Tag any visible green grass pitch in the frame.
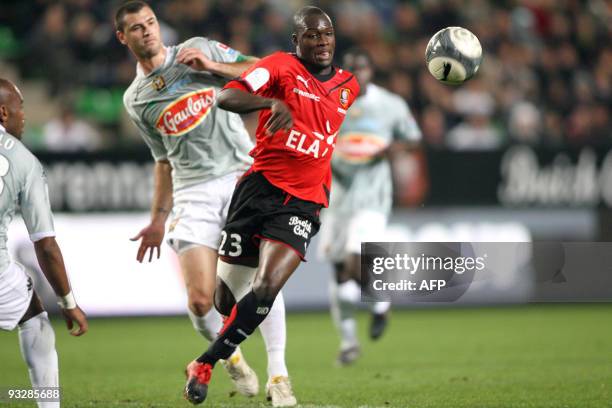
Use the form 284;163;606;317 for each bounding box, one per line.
1;304;611;407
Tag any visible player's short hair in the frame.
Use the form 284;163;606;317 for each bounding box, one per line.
343;47;373;66
115;0;151;32
0;78;16;105
292;6;331;33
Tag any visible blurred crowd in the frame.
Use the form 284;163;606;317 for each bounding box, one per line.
0;0;610;151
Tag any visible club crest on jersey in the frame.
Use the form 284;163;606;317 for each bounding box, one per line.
339;88;351;109
152;75;166;91
156;88;215;136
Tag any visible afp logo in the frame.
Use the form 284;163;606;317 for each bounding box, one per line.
339;88;351;109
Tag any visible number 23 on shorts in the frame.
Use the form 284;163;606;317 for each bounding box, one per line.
218;230;242;257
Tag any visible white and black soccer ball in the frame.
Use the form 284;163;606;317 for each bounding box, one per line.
425;26;483;85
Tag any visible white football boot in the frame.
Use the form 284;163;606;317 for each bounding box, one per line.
266;375;297;407
220;347;259;397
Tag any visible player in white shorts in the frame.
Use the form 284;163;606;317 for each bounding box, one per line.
116;2;295;405
0;78;88;408
318;48;422;365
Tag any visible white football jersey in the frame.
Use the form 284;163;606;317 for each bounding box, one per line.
0;125;55;274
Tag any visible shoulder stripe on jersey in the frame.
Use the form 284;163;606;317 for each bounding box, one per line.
326;74;355;96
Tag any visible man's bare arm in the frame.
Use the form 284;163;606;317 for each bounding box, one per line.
206;57;259;79
130;159;173;262
217;88;293;135
176;48;259;78
34;237;88;336
217;88;274;113
151;159;173;225
34;237;70;297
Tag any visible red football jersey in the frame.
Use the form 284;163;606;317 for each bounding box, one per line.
224;52;360;206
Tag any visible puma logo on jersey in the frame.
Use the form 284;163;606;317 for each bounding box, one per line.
296;75;310;88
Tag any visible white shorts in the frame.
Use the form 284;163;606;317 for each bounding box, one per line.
318;210;388;262
166;171;243;253
0;262;34;331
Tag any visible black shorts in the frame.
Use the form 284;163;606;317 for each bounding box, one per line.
219;171;322;266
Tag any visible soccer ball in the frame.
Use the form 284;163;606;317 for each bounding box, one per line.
425;26;483;85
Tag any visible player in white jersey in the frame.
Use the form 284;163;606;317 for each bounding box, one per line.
0;78;88;408
318;49;422;365
115;2;295;405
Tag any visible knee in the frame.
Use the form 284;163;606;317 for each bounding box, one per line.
213;280;236;316
334;262;351;284
252;277;280;304
18;312;56;367
187;292;213;316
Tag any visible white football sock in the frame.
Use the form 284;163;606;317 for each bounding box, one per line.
188;308;222;342
18;312;59;408
330;280;361;350
371;301;391;315
259;291;288;378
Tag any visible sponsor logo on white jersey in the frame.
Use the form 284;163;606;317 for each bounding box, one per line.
155;88;215;136
335;132;388;163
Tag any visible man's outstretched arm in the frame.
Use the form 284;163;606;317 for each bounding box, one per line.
217;88;293;135
177;48;259;79
217;88;274;113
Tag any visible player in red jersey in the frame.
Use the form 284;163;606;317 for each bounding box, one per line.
183;6;359;405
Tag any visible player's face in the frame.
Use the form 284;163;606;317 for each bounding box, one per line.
116;7;162;59
294;15;335;69
343;54;372;90
0;84;25;139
